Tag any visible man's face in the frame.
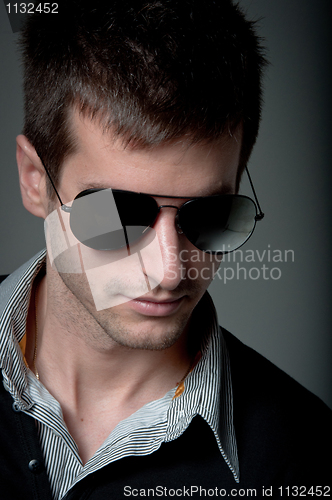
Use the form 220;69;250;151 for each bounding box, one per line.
46;112;241;350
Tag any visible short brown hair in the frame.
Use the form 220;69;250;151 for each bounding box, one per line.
19;0;267;196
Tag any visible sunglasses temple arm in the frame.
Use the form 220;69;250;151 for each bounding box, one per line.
245;167;265;221
36;152;65;207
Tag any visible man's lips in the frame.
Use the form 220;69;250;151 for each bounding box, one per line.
126;295;185;316
134;296;183;303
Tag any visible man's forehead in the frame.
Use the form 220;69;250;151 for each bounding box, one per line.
62;108;241;197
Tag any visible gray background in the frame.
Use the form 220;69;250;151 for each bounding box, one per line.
0;0;331;408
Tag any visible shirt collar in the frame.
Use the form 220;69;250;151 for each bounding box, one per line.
165;292;239;482
0;249;46;409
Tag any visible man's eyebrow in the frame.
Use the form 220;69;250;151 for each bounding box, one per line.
210;184;234;196
76;181;112;191
196;183;234;197
76;182;235;196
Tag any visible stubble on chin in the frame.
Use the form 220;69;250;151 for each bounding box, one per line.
51;267;202;352
94;305;193;351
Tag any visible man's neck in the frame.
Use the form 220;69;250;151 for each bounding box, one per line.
24;269;193;464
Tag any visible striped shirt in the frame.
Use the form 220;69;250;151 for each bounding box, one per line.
0;250;239;499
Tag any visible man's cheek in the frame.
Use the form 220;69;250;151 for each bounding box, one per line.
58;271;96;310
45;206;165;312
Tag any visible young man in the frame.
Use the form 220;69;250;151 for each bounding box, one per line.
0;1;331;499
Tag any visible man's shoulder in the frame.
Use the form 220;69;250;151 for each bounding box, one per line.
222;327;331;419
224;328;327;397
222;328;332;484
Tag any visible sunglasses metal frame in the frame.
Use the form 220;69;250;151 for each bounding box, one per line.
38;154;265;254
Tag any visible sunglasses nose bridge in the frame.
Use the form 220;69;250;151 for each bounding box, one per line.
157;204;183;235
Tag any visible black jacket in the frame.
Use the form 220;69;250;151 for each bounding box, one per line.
0;328;331;500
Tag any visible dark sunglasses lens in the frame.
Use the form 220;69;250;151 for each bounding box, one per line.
179;195;257;253
69;190;158;250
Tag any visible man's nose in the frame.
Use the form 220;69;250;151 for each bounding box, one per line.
151;207;184;291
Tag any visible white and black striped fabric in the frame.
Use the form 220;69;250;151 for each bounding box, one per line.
0;250;239;500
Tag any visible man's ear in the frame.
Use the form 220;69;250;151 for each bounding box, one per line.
16;135;48;219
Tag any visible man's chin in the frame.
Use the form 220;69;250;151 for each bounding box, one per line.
56;270;198;351
94;305;191;351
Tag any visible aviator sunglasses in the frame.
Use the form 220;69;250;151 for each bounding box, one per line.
40;156;264;255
